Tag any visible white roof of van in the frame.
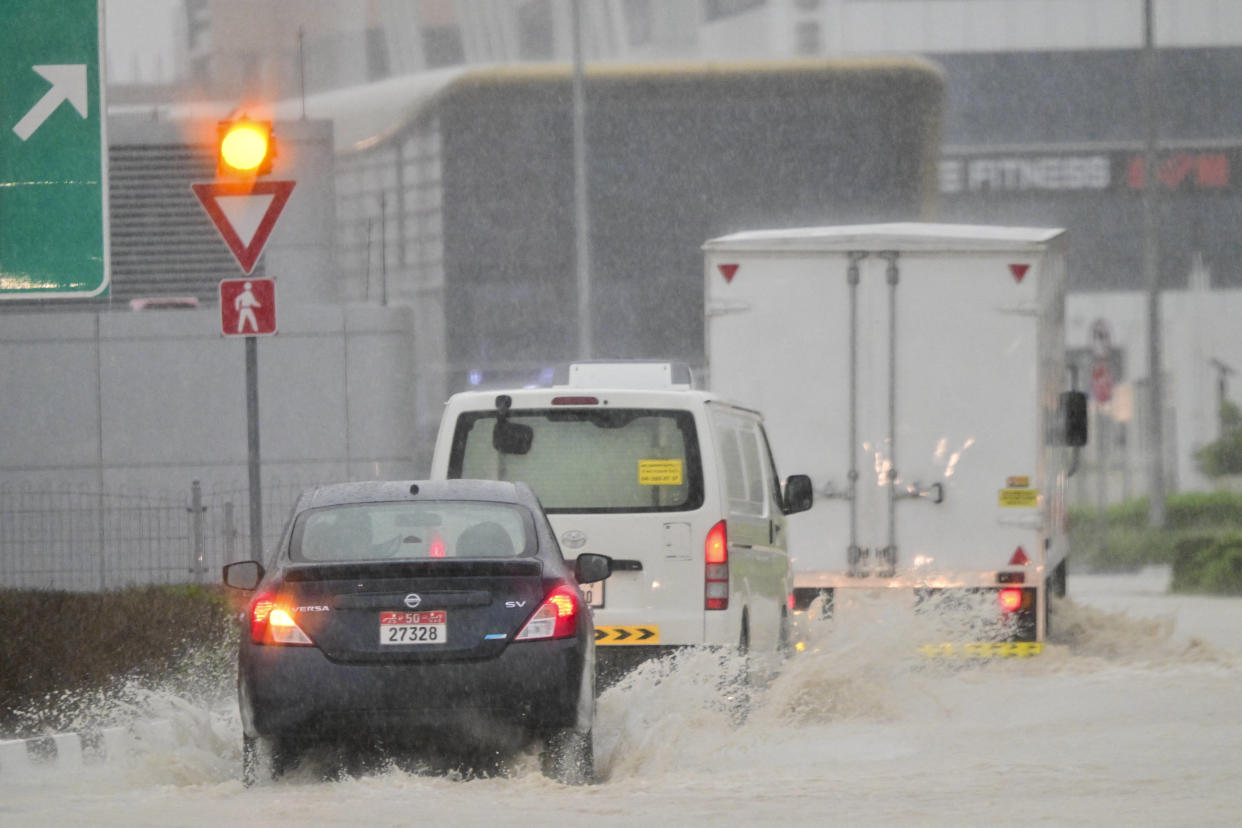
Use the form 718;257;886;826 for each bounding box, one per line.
704;223;1065;253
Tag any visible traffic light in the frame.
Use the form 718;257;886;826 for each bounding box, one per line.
217;117;274;177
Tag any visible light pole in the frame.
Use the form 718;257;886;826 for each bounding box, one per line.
1142;0;1166;527
571;0;593;359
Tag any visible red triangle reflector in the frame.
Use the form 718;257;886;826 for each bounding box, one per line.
1009;546;1030;566
718;263;739;283
1009;263;1030;284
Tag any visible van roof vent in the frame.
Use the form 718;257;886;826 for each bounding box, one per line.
554;361;694;390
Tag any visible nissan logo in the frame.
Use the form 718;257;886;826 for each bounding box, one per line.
561;529;587;550
403;593;422;609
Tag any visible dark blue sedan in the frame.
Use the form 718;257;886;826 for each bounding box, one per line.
222;479;611;784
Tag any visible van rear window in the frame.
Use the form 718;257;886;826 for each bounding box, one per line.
448;409;704;513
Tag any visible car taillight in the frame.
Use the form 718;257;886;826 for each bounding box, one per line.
249;592;313;646
705;520;728;610
515;585;579;641
998;588;1024;613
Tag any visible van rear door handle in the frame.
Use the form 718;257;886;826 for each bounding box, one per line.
610;559;643;571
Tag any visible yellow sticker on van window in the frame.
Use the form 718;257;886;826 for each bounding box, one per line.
999;488;1039;507
639;459;683;486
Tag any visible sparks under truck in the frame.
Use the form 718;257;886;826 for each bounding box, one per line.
703;224;1088;655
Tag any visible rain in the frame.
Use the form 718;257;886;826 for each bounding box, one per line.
4;1;1242;824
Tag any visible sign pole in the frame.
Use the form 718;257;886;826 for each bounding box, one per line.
245;335;263;560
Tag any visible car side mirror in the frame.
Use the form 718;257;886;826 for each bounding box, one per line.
1060;390;1088;447
574;553;612;583
783;474;814;515
223;560;265;591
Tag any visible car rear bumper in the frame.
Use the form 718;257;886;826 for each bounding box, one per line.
240;636;587;743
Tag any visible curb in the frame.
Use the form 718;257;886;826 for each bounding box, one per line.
0;720;173;782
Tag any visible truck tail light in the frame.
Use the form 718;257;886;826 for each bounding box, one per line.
705;520;728;610
515;585;580;641
249;593;313;645
998;588;1024;613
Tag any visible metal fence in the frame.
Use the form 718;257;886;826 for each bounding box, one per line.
0;480;319;591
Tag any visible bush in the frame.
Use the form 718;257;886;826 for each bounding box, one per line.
1171;532;1242;595
1069;491;1242;594
0;584;239;738
1195;400;1242;478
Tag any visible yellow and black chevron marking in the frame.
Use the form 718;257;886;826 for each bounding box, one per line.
918;641;1044;658
595;625;659;645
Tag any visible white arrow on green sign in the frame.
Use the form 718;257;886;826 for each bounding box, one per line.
1;0;108;298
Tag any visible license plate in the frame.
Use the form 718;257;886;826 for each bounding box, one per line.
379;610;447;645
582;580;604;608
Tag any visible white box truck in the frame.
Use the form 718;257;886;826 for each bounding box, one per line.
703;224;1087;655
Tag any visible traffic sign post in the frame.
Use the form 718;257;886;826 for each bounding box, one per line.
196;119;295;561
0;0;108;298
218;275;277;561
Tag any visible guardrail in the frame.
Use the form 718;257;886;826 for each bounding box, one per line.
0;720;174;783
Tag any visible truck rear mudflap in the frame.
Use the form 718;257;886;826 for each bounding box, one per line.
791;576;1043;657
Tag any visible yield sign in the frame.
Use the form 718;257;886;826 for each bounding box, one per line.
191;180;295;274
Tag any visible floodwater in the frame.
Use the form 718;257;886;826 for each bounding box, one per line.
3;567;1239;827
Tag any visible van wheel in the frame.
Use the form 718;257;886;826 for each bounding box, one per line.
778;609;792;659
727;615;752;725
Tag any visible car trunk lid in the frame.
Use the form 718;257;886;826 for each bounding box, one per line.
274;560;548;662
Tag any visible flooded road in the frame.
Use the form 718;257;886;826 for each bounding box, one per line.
3;567;1239;827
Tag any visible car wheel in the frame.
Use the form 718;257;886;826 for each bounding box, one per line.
242;735;273;786
243;734;297;785
242;735;258;786
541;728;594;785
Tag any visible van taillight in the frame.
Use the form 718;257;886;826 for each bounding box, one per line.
551;396;599;405
705;520;728;610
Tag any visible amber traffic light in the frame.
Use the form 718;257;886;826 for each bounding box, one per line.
218;118;274;177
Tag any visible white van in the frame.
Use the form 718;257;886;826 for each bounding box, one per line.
429;361;813;675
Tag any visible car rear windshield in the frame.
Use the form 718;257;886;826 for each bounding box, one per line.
290;501;534;562
447;408;704;513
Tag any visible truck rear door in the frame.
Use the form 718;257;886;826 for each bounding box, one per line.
709;247;1044;584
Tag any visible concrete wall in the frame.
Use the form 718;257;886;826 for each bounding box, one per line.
0;304;422;494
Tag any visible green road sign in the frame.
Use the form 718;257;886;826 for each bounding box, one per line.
0;0;108;298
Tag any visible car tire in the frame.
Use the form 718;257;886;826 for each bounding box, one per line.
242;735;274;786
541;728;594;785
243;734;298;785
